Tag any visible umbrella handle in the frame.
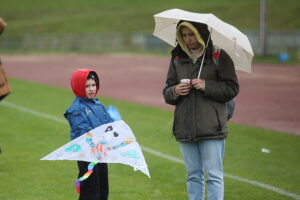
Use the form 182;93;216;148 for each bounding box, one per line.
197;32;211;79
197;49;206;79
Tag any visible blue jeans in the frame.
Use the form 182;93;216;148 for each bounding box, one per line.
179;139;225;200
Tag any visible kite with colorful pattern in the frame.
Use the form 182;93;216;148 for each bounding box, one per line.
41;120;150;193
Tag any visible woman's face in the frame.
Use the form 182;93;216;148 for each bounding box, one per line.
181;26;201;50
85;78;97;99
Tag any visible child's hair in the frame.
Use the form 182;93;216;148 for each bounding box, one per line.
87;71;100;90
87;71;99;82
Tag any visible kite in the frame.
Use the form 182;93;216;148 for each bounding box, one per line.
41;120;150;193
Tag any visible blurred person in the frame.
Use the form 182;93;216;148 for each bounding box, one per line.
0;18;6;33
163;21;239;200
0;17;11;154
0;17;11;102
64;69;113;200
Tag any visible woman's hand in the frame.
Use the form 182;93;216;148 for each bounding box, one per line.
174;83;191;96
191;79;205;90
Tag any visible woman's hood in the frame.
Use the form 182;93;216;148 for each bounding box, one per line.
172;20;213;60
176;21;205;58
70;69;100;98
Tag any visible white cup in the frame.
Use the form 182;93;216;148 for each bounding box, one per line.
180;79;190;84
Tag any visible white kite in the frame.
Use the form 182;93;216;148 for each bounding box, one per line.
41;120;150;193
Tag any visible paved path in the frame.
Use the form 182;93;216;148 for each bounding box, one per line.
2;54;300;135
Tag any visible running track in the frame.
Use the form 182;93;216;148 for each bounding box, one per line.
2;54;300;135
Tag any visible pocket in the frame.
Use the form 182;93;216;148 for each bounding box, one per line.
211;102;227;132
213;106;222;131
173;105;186;139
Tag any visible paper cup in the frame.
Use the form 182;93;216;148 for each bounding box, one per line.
180;79;190;83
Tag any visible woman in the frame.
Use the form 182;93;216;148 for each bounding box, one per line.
163;21;239;200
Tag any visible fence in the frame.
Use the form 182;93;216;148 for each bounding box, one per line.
0;30;300;57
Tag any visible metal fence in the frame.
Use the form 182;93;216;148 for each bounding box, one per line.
244;30;300;56
1;31;300;57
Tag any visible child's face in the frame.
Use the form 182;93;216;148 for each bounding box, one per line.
85;78;97;99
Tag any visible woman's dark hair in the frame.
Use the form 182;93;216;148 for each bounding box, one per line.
172;20;213;60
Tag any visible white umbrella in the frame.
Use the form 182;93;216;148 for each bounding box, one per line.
153;8;254;73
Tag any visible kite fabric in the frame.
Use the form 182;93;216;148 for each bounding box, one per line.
41;120;150;192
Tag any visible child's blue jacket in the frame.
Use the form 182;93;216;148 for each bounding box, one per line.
64;97;113;140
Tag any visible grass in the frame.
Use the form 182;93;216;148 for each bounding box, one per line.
0;0;299;36
1;0;300;64
0;78;299;200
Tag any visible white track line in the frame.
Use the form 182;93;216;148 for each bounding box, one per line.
2;101;299;200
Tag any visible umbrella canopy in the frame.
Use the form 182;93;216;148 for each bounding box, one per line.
153;8;253;73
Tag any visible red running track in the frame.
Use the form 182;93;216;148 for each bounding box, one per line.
2;54;300;135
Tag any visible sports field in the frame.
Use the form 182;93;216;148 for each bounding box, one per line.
0;1;300;199
0;76;299;200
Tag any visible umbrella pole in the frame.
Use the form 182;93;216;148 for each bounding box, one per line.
197;32;211;79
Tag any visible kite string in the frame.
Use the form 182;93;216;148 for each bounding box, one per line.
139;118;173;140
137;101;192;141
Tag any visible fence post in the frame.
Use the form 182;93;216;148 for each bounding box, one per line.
259;0;267;56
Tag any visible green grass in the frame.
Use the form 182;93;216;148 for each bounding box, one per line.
0;0;299;36
0;78;299;200
1;0;300;64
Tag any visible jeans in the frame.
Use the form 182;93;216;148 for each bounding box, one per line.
179;139;225;200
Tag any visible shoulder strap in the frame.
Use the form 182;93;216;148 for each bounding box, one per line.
212;46;221;66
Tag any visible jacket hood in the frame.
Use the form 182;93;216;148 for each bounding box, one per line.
70;69;100;98
176;21;205;59
172;20;213;61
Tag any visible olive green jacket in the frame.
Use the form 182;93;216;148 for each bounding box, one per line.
163;49;239;142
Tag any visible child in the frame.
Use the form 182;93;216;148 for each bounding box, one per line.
64;69;113;200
